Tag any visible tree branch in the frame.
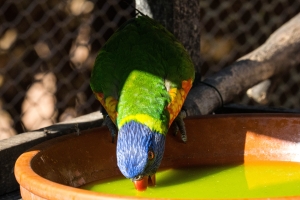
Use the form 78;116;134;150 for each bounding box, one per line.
184;13;300;116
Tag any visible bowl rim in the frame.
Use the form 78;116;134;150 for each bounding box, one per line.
15;113;300;200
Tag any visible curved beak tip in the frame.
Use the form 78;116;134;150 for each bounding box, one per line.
133;176;148;191
133;174;156;191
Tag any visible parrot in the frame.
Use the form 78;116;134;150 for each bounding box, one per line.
90;14;195;191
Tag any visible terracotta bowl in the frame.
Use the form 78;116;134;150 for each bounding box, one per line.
15;114;300;200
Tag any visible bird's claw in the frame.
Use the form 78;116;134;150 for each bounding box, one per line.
103;114;118;143
173;110;187;143
74;123;80;135
172;122;179;136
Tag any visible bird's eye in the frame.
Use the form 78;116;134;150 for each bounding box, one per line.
148;151;155;160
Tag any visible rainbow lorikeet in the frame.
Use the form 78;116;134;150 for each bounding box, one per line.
90;15;195;191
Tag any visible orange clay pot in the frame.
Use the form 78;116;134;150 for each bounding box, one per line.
15;114;300;200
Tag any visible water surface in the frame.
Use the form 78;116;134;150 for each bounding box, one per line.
81;162;300;198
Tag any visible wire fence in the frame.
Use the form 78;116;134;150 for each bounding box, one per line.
0;0;300;139
200;0;300;107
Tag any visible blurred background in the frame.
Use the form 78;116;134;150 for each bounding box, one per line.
0;0;300;139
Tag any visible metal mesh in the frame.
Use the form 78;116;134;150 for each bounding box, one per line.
200;0;300;107
0;0;134;137
0;0;300;138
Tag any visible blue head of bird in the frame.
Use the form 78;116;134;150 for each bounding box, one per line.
116;120;166;190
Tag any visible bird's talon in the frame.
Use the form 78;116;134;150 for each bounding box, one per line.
174;111;188;143
102;113;118;143
172;123;179;136
74;124;80;135
181;134;187;143
111;133;116;143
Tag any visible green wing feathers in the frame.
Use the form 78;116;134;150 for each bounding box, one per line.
90;15;195;133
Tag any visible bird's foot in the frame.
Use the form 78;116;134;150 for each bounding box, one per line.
103;114;118;143
173;111;187;143
74;123;80;135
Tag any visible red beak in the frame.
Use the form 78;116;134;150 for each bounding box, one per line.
133;174;156;191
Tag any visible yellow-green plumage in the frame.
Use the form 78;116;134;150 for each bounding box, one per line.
90;15;194;135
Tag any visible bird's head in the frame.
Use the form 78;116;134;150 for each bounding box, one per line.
116;120;166;191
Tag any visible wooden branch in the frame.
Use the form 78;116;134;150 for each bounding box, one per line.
246;79;271;104
184;13;300;116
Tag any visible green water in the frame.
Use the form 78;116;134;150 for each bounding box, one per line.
81;162;300;198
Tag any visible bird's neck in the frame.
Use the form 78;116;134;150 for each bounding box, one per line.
117;70;169;135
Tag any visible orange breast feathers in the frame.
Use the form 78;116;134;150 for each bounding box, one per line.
166;79;193;127
94;93;118;124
